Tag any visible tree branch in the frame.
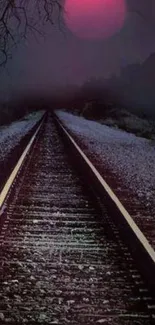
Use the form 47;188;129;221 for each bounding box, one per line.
0;0;63;67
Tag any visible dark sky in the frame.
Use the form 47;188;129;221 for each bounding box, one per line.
1;0;155;99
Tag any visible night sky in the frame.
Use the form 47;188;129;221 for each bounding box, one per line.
1;0;155;99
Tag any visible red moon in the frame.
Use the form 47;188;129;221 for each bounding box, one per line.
64;0;126;39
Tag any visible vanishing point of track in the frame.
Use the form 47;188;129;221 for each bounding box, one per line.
0;114;155;324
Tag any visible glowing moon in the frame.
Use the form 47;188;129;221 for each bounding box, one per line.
64;0;126;39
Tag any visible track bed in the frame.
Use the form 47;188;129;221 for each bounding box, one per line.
0;116;154;324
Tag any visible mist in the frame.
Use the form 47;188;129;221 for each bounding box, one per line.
0;0;155;117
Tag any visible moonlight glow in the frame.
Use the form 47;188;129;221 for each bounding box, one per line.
64;0;127;39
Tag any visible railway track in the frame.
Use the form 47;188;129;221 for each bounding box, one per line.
0;114;155;324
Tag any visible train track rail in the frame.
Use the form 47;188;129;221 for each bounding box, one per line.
0;113;45;194
0;113;155;324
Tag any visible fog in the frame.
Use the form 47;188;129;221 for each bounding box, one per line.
0;0;155;112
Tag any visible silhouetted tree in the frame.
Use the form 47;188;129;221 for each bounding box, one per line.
0;0;63;66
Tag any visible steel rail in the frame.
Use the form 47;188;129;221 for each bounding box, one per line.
0;113;45;213
54;113;155;293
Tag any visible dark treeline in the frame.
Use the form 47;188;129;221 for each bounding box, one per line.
0;100;27;126
106;53;155;118
69;52;155;120
47;52;155;120
1;51;155;126
0;95;46;126
0;97;34;126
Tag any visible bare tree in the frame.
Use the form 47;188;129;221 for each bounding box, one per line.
0;0;63;66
